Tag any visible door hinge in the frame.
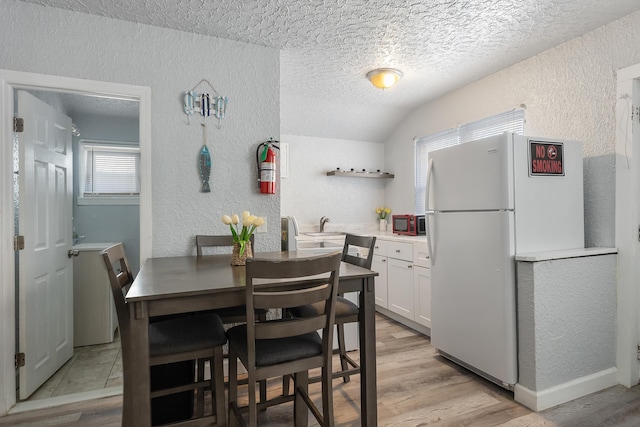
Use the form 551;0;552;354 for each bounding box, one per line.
13;117;24;133
637;343;640;360
15;353;25;369
14;235;25;251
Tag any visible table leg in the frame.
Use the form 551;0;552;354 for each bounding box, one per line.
359;276;377;426
124;302;151;426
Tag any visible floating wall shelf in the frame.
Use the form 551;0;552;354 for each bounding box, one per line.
326;170;394;179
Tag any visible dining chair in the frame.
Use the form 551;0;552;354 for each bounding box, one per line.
102;243;228;427
195;234;267;403
285;233;376;391
196;234;255;257
195;234;260;323
227;251;342;427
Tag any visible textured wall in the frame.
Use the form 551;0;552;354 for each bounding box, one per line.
280;135;387;229
385;11;640;248
517;254;617;391
0;0;280;256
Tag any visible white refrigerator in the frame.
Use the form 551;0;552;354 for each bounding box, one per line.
425;133;584;389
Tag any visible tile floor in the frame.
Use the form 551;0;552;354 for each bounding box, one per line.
26;330;122;401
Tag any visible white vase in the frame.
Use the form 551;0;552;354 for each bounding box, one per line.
379;219;387;231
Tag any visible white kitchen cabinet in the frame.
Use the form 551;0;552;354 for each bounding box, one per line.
413;266;431;328
413;240;431;327
372;239;388;308
387;258;414;318
386;241;415;319
73;246;118;347
371;254;388;308
372;236;431;336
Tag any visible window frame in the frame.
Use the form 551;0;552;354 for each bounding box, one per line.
77;139;140;206
415;109;525;214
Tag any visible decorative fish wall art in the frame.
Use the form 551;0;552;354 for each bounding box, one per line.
183;79;230;192
198;123;212;193
199;145;211;193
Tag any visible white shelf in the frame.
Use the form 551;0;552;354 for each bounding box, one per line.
326;170;394;178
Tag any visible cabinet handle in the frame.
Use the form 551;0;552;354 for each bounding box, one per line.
408;265;412;269
395;249;401;253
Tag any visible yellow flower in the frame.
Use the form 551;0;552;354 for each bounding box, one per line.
375;206;391;220
221;211;265;256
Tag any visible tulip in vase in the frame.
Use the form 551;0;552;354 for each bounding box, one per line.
222;211;265;266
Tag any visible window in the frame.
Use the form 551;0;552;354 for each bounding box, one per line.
78;140;140;205
415;109;525;213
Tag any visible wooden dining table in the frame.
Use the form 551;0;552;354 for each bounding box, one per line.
124;250;379;427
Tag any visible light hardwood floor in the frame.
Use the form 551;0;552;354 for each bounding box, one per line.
3;314;640;426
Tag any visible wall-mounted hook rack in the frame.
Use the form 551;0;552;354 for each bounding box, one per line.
183;78;229;128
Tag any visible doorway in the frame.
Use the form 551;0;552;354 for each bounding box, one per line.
0;69;152;415
16;89;139;402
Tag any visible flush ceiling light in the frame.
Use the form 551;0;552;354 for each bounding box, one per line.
366;68;403;89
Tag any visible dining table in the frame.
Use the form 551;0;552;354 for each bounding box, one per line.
123;250;379;427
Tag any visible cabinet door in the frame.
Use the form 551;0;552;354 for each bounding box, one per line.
387;241;413;262
373;239;388;257
413;266;431;328
387;258;414;319
371;254;388;308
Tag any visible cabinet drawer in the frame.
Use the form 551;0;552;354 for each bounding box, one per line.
413;241;430;268
387;241;413;262
373;239;388;257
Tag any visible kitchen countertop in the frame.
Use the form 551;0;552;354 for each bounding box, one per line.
296;226;427;245
515;247;617;262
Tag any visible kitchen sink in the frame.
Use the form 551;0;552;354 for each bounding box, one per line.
304;232;346;237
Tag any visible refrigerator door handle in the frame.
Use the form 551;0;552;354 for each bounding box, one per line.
425;158;433;212
425;212;435;264
425;158;435;264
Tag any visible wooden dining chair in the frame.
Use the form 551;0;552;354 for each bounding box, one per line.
195;234;259;324
227;252;342;427
285;233;376;390
196;234;254;257
102;243;228;427
195;234;267;403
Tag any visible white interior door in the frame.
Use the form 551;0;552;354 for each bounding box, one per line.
17;90;73;400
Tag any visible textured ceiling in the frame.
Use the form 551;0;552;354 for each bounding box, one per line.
20;0;640;142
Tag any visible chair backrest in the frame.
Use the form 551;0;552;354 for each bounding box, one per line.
244;252;342;365
101;243;134;338
341;233;376;270
196;234;255;256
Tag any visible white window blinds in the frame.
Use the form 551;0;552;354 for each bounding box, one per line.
414;109;525;214
80;142;140;196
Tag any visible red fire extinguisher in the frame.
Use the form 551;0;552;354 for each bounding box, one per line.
257;139;279;194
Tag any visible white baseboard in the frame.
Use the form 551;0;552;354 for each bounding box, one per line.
514;367;618;411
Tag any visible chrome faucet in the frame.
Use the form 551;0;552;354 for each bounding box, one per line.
320;216;330;232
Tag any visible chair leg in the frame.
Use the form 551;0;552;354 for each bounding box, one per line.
321;365;335;427
336;323;350;383
294;371;309;427
282;374;292;396
213;347;227;427
248;371;258;427
228;348;238;427
196;359;205;417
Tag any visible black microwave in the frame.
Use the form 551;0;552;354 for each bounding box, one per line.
392;215;426;235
